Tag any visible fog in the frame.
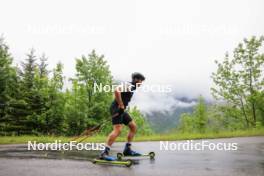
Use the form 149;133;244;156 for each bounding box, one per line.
1;0;263;112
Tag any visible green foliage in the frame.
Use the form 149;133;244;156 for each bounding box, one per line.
1;127;264;144
0;37;29;135
177;37;264;134
2;35;263;138
211;36;264;128
255;91;264;125
178;96;207;133
41;62;65;135
0;38;127;136
128;107;153;135
206;104;245;131
64;50;113;135
64;80;90;135
0;37;14;104
194;96;207;132
178;113;195;133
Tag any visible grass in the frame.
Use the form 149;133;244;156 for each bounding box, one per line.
0;128;264;144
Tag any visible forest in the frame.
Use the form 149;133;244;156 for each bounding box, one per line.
0;36;263;137
0;37;152;136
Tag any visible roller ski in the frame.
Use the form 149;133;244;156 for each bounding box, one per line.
92;157;133;167
93;146;133;167
117;143;155;160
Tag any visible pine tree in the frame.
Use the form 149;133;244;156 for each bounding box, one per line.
0;37;13;115
44;62;65;134
0;37;15;134
19;49;41;133
0;37;29;135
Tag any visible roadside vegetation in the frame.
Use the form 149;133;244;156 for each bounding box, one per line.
0;36;263;144
0;128;263;144
177;36;264;133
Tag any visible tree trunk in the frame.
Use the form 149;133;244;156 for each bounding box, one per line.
249;68;257;127
240;97;249;127
252;102;257;127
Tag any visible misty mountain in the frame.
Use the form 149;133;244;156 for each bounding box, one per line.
144;97;197;133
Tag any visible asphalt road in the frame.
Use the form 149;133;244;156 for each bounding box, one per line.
0;137;263;176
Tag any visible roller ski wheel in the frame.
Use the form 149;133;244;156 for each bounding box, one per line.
117;151;156;159
117;153;123;160
149;152;155;159
125;159;133;167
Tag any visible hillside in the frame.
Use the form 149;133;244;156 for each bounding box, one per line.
144;97;197;133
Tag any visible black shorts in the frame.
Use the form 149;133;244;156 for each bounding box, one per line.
110;102;132;126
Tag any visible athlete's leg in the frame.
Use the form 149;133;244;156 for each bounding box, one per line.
127;120;137;143
106;124;123;146
123;120;140;156
100;124;122;159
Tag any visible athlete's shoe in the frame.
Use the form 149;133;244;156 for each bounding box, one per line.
123;143;141;156
99;146;116;161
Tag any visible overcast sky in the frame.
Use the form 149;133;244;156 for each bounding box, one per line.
1;0;263;111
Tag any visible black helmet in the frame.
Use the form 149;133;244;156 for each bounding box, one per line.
132;72;145;81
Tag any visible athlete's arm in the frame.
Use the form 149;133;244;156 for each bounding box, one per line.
114;86;125;109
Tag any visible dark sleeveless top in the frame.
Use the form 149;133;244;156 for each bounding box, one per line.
112;82;136;108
